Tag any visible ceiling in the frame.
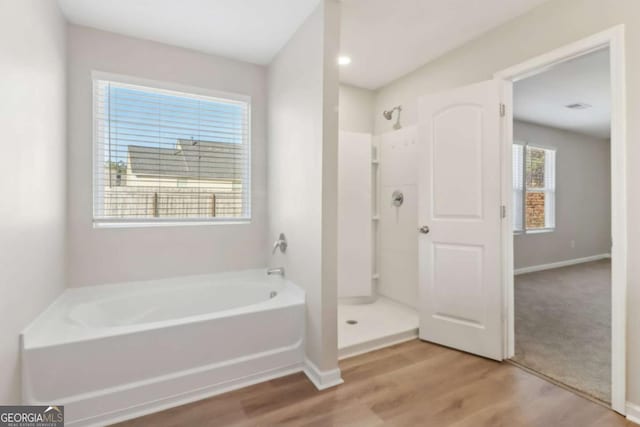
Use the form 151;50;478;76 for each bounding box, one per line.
57;0;320;65
339;0;550;89
514;49;611;139
58;0;558;90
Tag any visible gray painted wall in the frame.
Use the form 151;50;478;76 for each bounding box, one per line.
514;120;611;269
268;0;340;372
66;25;269;287
339;84;374;133
0;0;67;404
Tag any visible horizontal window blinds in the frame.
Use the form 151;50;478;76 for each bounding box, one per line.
542;148;556;229
512;143;556;232
93;79;250;223
512;144;524;232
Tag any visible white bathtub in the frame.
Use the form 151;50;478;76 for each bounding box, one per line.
21;269;305;426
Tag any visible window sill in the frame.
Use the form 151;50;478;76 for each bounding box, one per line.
513;228;555;236
93;219;252;229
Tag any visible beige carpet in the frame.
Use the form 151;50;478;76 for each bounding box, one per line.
513;259;611;403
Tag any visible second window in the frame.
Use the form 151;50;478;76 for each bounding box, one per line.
513;143;556;233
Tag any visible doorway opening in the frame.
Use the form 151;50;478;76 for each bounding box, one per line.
510;48;612;404
496;26;626;413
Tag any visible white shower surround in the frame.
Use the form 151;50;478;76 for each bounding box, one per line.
21;270;305;426
338;130;373;299
377;126;419;308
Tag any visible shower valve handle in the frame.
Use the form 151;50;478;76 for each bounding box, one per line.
272;233;288;254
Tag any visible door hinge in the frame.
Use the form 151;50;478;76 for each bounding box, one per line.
501;205;506;218
500;103;506;117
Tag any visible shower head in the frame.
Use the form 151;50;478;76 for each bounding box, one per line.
383;106;401;120
383;106;403;129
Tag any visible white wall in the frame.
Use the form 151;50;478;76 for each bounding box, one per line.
377;127;419;308
339;84;374;133
0;0;67;404
373;0;640;405
66;25;268;287
514;121;611;269
268;0;340;373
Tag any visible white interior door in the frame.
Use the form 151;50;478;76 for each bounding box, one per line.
418;80;506;361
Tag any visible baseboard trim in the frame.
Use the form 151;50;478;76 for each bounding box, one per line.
514;253;611;275
303;358;344;390
626;402;640;423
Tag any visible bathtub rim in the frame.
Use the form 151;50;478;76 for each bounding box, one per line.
21;269;304;350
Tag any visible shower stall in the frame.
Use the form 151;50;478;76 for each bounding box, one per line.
337;118;419;359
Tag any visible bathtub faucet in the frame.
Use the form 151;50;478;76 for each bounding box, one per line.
267;267;285;276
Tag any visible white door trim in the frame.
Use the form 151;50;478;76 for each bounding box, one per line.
494;25;627;414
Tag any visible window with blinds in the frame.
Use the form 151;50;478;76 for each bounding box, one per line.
93;76;251;225
512;143;556;233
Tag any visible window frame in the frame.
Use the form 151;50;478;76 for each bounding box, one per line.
91;71;252;228
513;140;556;235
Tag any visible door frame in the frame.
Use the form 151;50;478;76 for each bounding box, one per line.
494;25;627;414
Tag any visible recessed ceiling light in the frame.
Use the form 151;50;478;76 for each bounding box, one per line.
565;102;592;109
338;55;352;66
